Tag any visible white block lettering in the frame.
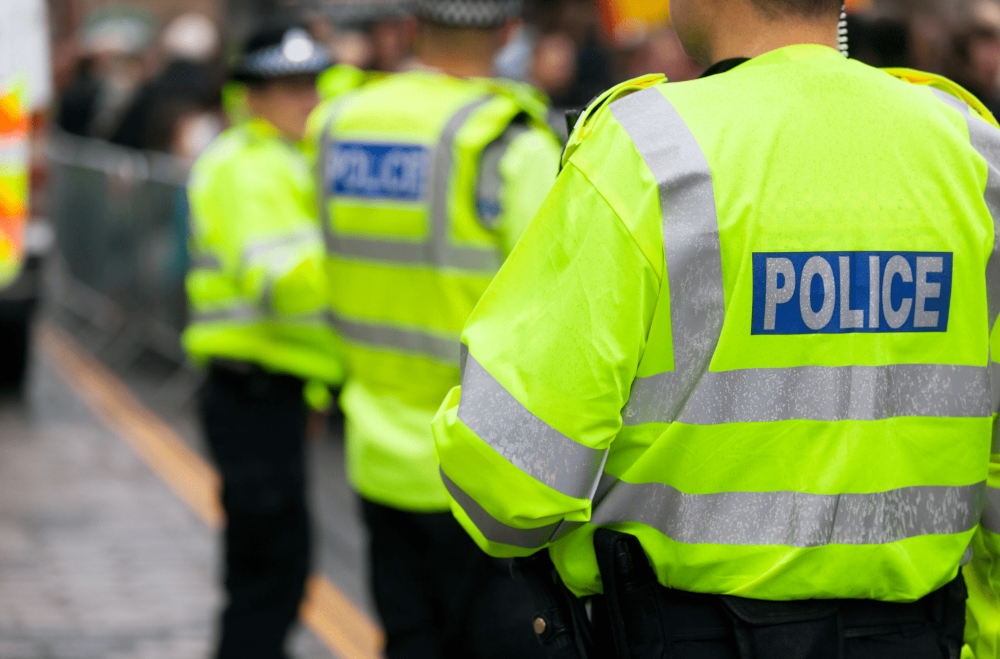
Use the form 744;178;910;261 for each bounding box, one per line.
914;256;943;328
839;256;864;329
800;256;836;330
764;258;796;331
882;255;913;329
869;255;880;329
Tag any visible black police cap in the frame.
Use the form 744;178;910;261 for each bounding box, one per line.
232;24;332;83
413;0;523;28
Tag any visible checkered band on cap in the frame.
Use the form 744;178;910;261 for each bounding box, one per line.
414;0;522;27
238;29;331;79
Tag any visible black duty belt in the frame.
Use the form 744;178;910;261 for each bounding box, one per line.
207;358;304;400
591;529;967;659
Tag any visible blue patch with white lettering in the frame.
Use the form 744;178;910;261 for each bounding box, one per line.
751;251;953;335
327;141;430;202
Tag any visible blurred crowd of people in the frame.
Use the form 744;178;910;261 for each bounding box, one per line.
48;0;1000;159
850;0;1000;117
54;8;224;158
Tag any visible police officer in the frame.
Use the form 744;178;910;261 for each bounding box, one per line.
432;0;1000;657
311;0;562;656
183;24;343;659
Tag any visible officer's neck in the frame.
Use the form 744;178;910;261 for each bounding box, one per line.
414;52;495;79
705;9;840;65
413;22;505;79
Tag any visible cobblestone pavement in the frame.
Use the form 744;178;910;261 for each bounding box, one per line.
0;348;336;658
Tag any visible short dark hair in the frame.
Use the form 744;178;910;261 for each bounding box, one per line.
750;0;842;18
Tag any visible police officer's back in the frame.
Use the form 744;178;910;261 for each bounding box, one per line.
310;0;562;656
432;0;1000;657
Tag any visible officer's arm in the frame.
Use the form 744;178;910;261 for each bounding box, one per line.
475;124;562;255
433;116;662;557
963;354;1000;658
210;155;327;317
958;101;1000;659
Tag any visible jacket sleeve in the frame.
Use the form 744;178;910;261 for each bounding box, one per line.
475;123;562;256
964;371;1000;658
194;149;328;317
432;153;661;557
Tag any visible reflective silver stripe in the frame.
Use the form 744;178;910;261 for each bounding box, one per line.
428;97;503;271
458;353;608;498
189;253;222;271
944;89;1000;446
624;363;990;426
329;236;500;271
321;97;503;273
993;360;1000;415
260;276;276;315
459;342;469;381
243;229;321;264
592;480;986;547
983;486;1000;534
930;88;972;116
475;122;531;229
329;311;461;365
611;88;725;426
192;306;328;325
191;306;259;323
930;90;1000;455
441;469;558;549
949;90;1000;331
326;237;430;265
593;473;620;508
992;357;1000;453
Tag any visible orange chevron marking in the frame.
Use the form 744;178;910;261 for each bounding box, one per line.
0;184;24;217
0;185;25;255
0;93;25;135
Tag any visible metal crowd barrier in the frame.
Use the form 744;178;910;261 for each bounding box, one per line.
46;130;200;407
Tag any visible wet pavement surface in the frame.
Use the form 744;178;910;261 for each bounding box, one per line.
0;322;374;658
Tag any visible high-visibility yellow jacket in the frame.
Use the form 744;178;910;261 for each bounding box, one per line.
312;70;562;512
317;64;388;102
183;118;345;391
0;80;27;287
432;45;1000;657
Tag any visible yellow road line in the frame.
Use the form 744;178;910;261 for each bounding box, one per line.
37;323;384;659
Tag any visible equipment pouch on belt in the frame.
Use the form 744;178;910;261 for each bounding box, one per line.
719;595;841;659
514;551;595;659
717;575;967;659
590;530;967;659
593;528;667;659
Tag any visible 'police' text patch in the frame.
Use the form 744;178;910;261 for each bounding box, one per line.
328;141;430;202
751;251;953;335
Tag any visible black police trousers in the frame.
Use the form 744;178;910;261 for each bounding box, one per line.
591;575;968;659
361;499;547;659
201;363;310;659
